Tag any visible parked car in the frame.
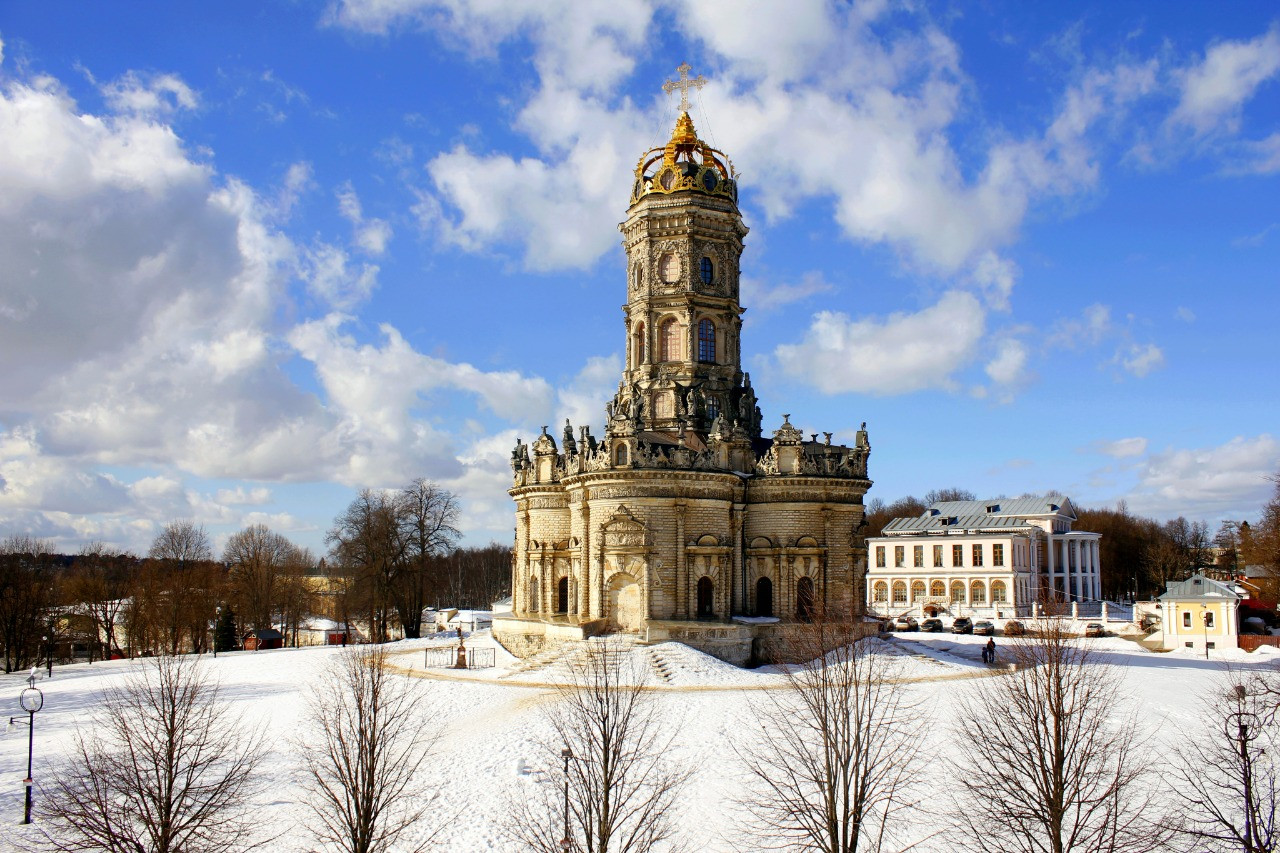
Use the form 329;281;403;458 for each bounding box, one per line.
973;620;996;636
951;617;974;634
1002;620;1026;636
920;618;944;632
1084;622;1106;638
893;616;919;632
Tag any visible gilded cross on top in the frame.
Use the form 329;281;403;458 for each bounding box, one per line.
663;62;706;113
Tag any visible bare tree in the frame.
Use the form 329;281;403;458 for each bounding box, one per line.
224;523;297;631
0;535;55;672
39;654;268;853
298;646;444;853
947;621;1162;853
736;612;924;852
1164;675;1280;852
507;638;690;853
327;489;409;643
148;520;216;654
67;543;135;661
397;479;460;638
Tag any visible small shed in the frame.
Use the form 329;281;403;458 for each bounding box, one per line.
242;628;284;651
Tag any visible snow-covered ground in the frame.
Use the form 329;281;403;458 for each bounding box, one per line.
2;630;1276;851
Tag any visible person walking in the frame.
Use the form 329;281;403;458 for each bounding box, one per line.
985;637;996;664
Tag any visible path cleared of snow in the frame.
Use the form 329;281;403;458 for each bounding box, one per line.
3;632;1277;851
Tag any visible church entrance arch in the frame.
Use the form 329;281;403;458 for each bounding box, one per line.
796;576;815;622
696;576;714;618
607;572;644;632
756;577;773;617
557;577;569;614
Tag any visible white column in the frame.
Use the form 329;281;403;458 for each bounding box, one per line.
1093;540;1101;600
1047;535;1057;598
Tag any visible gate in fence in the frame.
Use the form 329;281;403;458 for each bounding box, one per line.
424;646;496;669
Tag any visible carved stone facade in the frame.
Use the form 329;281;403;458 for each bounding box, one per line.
495;106;873;664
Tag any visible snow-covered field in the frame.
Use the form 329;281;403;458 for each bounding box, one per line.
2;630;1275;851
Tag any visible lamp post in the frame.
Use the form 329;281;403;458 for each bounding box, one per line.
10;668;44;824
560;746;573;851
1202;604;1211;660
43;622;53;678
214;605;221;659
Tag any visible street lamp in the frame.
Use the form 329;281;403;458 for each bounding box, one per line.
10;667;44;824
560;747;573;851
214;605;222;659
1202;604;1211;660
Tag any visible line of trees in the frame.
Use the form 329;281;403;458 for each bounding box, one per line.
0;476;513;669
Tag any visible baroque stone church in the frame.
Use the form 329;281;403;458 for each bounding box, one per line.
494;70;872;664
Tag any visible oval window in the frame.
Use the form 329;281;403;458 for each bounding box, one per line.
659;170;675;191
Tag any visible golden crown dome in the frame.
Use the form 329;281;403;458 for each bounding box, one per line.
630;111;738;206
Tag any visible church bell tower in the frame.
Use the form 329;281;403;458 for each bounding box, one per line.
607;65;758;446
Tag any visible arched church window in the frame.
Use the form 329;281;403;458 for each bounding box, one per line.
873;582;888;602
930;580;945;597
698;319;716;363
634;322;646;365
796;576;815;622
991;580;1007;603
971;581;987;604
529;576;540;613
557;577;569;613
950;581;965;603
660;319;681;361
655;393;673;419
911;580;925;602
892;581;907;603
700;257;713;284
615;444;629;466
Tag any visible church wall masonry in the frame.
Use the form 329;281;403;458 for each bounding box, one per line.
494;77;873;665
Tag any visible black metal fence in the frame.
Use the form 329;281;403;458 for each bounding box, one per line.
424;646;495;669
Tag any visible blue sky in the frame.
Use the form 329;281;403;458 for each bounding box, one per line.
0;1;1277;558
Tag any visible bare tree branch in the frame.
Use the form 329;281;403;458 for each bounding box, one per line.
506;638;691;853
735;611;925;852
298;646;445;853
946;621;1164;853
39;655;269;853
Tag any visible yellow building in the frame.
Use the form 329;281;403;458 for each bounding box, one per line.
1158;573;1241;654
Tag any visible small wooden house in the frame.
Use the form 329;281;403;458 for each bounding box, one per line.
242;628;284;651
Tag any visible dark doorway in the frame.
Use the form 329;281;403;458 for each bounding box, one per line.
756;577;774;617
796;576;815;622
696;576;714;618
557;577;569;614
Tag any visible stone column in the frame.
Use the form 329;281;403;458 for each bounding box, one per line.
676;502;688;618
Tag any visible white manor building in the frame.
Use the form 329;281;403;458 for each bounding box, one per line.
866;494;1101;619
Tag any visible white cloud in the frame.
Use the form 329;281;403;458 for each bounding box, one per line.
1171;25;1280;135
363;1;1152;285
336;181;392;255
984;338;1029;387
775;290;985;395
971;251;1019;312
215;486;273;505
740;272;835;315
275;161;314;218
1175;306;1196;323
1047;303;1112;349
101;71;198;116
1119;342;1164;377
1097;436;1148;459
556;354;622;431
1239;131;1280;174
1125;434;1280;519
301;242;379;309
